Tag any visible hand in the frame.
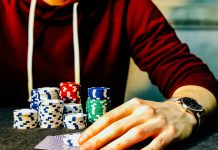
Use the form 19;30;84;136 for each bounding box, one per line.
78;98;197;150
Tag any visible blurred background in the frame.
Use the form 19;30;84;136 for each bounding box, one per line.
125;0;218;101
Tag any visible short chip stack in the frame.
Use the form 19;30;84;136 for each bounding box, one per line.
86;87;111;123
13;109;38;129
39;99;64;128
30;87;60;110
63;113;87;130
59;82;81;103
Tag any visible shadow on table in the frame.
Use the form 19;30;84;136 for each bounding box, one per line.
0;108;14;125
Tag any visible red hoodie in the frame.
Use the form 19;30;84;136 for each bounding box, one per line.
0;0;217;108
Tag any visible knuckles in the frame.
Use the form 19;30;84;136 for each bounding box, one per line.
168;125;177;136
130;98;144;105
146;107;156;116
129;128;145;138
156;116;167;126
101;114;113;125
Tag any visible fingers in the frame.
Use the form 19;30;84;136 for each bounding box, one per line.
79;115;144;150
141;126;175;150
79;99;137;144
100;117;166;150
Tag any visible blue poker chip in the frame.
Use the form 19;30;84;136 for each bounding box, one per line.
67;139;73;146
30;102;39;110
88;87;111;99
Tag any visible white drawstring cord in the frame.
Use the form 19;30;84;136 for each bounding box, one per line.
27;0;37;101
27;1;81;101
73;2;80;84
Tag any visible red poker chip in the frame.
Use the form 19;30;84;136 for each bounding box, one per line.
59;82;81;87
59;82;81;104
61;97;81;103
59;87;80;92
59;91;80;97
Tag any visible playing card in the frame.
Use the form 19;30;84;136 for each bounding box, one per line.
35;132;82;150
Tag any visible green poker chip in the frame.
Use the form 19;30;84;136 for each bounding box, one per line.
86;98;111;123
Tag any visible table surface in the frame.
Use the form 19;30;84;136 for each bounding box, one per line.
0;108;218;150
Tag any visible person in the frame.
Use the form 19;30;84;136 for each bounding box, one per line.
0;0;217;149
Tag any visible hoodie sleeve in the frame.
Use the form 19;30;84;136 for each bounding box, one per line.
126;0;218;100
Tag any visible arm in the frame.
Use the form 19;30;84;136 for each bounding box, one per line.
78;0;218;149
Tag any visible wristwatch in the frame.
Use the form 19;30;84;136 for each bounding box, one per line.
170;97;206;129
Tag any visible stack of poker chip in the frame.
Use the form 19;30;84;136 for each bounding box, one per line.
63;133;80;147
86;87;111;123
13;109;38;129
63;103;83;114
39;99;64;128
30;87;60;110
63;113;87;130
59;82;81;103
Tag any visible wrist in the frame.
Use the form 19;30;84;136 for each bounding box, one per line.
169;97;205;129
172;85;217;116
165;100;198;129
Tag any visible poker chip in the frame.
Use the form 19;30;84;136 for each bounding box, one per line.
59;82;81;103
63;133;80;147
86;87;111;123
64;113;87;130
63;103;83;114
30;87;60;110
38;99;64;128
13;109;38;129
88;87;111;100
15;85;110;130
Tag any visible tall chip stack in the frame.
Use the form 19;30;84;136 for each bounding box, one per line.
29;87;64;128
86;87;111;124
39;99;64;128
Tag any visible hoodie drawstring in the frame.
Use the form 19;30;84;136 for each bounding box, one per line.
27;1;80;101
73;2;80;86
27;0;37;101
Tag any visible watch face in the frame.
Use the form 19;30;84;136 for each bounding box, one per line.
181;97;204;112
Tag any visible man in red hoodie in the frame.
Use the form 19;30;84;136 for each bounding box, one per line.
0;0;218;149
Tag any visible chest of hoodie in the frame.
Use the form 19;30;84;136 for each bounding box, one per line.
0;0;130;73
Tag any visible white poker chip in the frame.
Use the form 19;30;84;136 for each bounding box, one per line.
14;109;37;116
64;103;83;114
63;133;81;147
63;113;87;130
40;124;60;129
40;99;63;105
39;98;64;129
13;108;38;130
